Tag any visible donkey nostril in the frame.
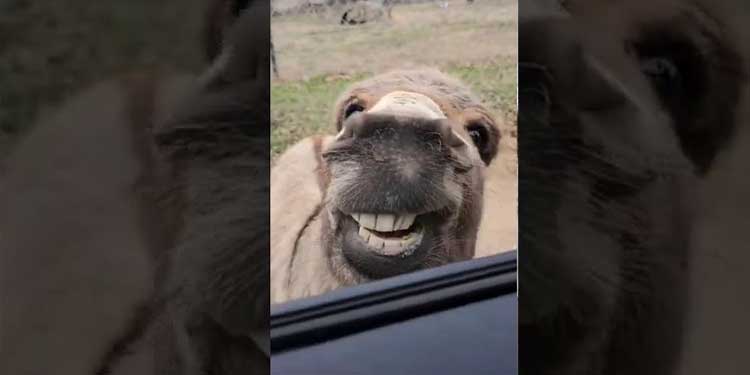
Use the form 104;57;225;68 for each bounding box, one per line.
447;129;468;148
335;125;352;140
344;103;365;119
437;119;466;148
337;112;366;140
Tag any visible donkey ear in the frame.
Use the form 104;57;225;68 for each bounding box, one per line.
203;0;253;62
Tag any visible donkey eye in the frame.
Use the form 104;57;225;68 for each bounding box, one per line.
466;124;487;150
630;35;702;105
641;56;679;79
639;56;683;98
344;103;365;119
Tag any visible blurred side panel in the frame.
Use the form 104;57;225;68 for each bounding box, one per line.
519;0;750;374
0;0;270;374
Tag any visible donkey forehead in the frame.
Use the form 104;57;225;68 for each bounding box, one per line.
367;91;447;120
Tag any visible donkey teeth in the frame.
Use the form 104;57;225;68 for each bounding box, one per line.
381;238;407;256
367;234;385;249
357;226;423;252
357;213;377;229
376;214;395;232
351;213;417;231
358;226;371;242
392;214;417;230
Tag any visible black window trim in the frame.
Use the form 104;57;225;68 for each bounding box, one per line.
271;250;517;354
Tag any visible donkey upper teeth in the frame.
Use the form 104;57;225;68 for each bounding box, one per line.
351;213;416;231
357;213;377;229
395;214;416;230
375;214;395;232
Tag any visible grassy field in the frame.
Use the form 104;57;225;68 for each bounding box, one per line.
1;0;517;160
271;0;517;158
271;59;516;158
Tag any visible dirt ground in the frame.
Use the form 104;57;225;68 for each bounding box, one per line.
273;0;517;81
476;130;517;256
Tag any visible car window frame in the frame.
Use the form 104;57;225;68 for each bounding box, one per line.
271;250;517;354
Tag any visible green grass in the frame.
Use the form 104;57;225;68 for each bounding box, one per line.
271;61;517;159
271;73;367;158
448;58;517;119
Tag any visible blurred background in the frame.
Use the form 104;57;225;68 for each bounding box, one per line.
271;0;518;256
0;0;207;157
0;0;516;255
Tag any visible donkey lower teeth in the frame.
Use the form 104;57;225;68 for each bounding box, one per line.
357;224;423;255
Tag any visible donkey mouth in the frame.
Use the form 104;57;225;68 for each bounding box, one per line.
349;213;425;256
338;209;446;279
